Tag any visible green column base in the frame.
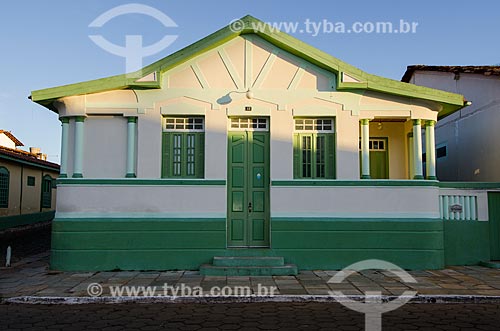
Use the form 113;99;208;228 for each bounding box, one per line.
426;176;437;180
361;175;371;179
72;173;83;178
125;173;137;178
413;175;424;180
59;174;68;178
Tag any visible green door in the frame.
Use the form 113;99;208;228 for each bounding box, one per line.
488;192;500;260
227;130;270;247
359;138;389;179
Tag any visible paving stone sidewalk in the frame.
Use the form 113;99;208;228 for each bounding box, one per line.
2;251;500;299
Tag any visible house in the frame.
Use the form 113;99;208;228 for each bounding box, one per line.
402;65;500;181
31;16;500;273
0;130;59;230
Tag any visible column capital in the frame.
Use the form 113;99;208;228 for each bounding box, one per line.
60;117;70;124
412;119;421;126
360;119;370;125
75;116;86;123
425;120;436;127
127;116;138;123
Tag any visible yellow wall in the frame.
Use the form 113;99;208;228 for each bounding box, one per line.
0;159;58;217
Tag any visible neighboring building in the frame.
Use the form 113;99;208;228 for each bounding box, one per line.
31;16;500;273
0;130;59;230
402;65;500;181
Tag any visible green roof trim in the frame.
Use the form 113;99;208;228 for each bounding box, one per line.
31;15;465;117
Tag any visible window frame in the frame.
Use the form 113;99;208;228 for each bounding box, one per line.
41;175;52;208
161;116;205;179
293;118;336;179
0;166;9;208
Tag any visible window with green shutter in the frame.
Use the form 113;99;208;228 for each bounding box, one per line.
0;167;9;208
162;117;205;178
41;175;52;208
293;118;336;179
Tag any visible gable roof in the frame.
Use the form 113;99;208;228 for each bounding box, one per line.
0;146;59;172
0;130;24;146
31;15;466;118
402;65;500;82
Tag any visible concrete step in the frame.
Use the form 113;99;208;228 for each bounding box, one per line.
213;256;285;267
200;264;298;276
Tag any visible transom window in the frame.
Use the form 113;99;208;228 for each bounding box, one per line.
164;117;204;132
162;117;205;178
359;138;387;151
294;118;334;132
294;118;336;179
230;117;268;131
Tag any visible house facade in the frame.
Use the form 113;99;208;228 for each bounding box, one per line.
31;17;500;273
402;65;500;181
0;131;59;230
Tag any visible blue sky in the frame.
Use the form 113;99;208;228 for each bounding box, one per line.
1;0;499;163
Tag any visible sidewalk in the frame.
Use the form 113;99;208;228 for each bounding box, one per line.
2;251;500;300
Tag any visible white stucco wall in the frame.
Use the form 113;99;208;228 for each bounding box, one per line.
0;133;16;149
410;71;500;181
55;185;226;218
271;185;441;218
83;116;127;178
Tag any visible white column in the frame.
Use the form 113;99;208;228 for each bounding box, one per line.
72;116;85;178
425;120;437;180
126;117;137;178
412;119;423;179
360;119;371;179
59;118;69;178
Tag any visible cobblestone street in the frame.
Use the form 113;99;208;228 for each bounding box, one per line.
1;301;500;330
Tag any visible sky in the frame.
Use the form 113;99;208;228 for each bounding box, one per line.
1;0;499;163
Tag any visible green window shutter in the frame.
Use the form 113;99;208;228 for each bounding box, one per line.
195;133;205;178
293;134;300;179
0;167;9;208
161;132;171;178
41;176;52;208
326;133;336;179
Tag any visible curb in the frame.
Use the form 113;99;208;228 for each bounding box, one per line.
3;294;500;305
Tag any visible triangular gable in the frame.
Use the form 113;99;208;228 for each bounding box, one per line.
31;15;465;118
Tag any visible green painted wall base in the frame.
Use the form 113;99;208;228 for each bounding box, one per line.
51;218;226;271
444;221;490;265
0;211;55;231
479;261;500;269
51;217;451;271
50;217;495;271
272;218;445;270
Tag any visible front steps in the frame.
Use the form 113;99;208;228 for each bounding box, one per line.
200;256;298;276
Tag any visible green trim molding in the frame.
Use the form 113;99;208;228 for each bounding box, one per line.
271;179;439;187
31;16;465;118
56;178;226;186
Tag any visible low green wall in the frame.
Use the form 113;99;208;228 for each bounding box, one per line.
50;218;227;271
52;217;489;271
0;211;55;231
443;221;490;266
271;218;445;270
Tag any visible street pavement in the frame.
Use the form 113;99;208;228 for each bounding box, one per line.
2;246;500;330
3;251;500;298
1;301;499;330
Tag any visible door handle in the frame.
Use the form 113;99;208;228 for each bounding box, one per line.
248;202;252;213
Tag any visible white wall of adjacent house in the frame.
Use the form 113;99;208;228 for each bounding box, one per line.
0;133;16;149
409;71;500;181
